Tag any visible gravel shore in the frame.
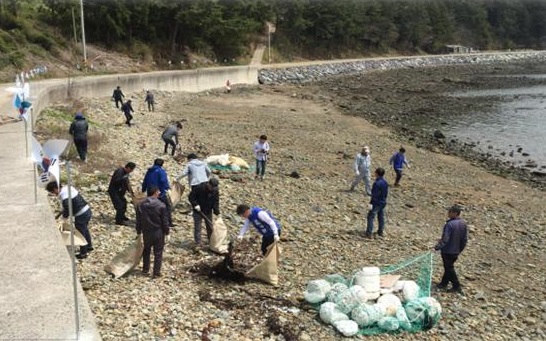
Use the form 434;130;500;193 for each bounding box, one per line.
35;67;546;340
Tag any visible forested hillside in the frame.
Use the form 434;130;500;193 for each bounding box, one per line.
1;0;546;80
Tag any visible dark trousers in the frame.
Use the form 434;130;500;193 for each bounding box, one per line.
147;102;154;111
163;137;176;155
124;112;133;126
255;160;267;177
109;191;127;224
74;209;92;255
74;138;88;161
158;195;173;226
114;98;123;108
394;169;403;186
192;211;213;244
142;232;165;276
261;230;281;256
366;203;386;236
440;253;461;289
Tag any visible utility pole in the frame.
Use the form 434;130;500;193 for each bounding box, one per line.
71;7;78;45
80;0;87;65
268;23;271;64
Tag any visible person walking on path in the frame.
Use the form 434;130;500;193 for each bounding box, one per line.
46;182;93;259
350;146;372;195
121;99;135;127
389;147;410;187
145;90;155;112
162;122;182;156
365;167;389;239
112;86;125;109
189;177;220;247
108;162;136;225
141;158;174;227
136;186;170;279
434;205;468;294
253;135;270;180
68;112;89;162
236;204;281;255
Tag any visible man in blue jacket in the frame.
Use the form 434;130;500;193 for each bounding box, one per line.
366;167;389;239
142;158;173;227
68;112;89;162
435;205;468;294
389;147;410;187
236;204;281;255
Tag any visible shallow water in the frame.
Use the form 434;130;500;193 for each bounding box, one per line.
442;82;546;170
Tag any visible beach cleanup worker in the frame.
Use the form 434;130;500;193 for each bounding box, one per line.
136;186;169;279
253;134;270;180
145;90;155;112
236;204;281;255
161;122;182;156
365;167;389;239
121;99;134;127
112;86;125;108
176;152;211;201
46;181;93;259
141;158;174;227
434;205;468;294
108;162;136;225
189;177;220;247
389;147;410;187
68;112;89;162
350;146;372;195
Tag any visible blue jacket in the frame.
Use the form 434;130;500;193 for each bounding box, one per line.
435;217;468;255
248;207;281;237
370;176;388;206
390;152;408;170
142;165;170;197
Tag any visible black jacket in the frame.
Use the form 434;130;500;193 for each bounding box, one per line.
108;167;131;195
189;183;219;215
136;197;169;236
69;117;88;140
113;89;124;100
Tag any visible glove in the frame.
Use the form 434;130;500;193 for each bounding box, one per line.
355;171;360;176
194;205;201;212
236;235;243;241
166;235;171;243
274;235;280;242
368;204;373;211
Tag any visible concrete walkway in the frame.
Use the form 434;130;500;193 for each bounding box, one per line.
0;88;100;339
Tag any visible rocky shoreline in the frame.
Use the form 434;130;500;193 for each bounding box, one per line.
35;63;546;340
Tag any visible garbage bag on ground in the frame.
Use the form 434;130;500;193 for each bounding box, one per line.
334;285;368;314
404;297;442;330
209;216;228;254
320;302;349;325
326;282;348;302
104;236;144;278
246;241;280;286
334;320;359;337
351;304;383;327
304;279;332;304
228;155;250;169
168;181;185;208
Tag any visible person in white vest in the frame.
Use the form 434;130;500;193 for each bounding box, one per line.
349;146;372;195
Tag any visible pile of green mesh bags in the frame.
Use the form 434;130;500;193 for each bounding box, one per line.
303;252;441;337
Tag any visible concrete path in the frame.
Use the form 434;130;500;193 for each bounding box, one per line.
0;87;100;340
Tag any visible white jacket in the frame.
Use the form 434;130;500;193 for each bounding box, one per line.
354;153;371;174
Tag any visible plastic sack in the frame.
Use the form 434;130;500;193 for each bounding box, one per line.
168;181;185;208
132;191;146;208
334;285;368;314
205;154;230;166
209;216;228;254
351;304;383;327
402;280;420;302
326;282;348;302
228;155;250;169
377;293;402;316
325;274;348;286
378;316;400;331
404;297;442;329
104;236;144;278
58;220;87;246
230;164;241;171
246;241;280;286
304;279;332;304
334;319;359;337
319;302;349;325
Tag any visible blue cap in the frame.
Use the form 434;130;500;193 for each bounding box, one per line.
75;112;84;119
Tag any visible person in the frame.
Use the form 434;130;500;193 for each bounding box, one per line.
68;112;89;162
145;90;155;112
162;122;182;156
46;182;93;259
189;177;220;247
121;99;134;127
350;146;372;195
108;162;136;225
253;135;270;180
434;205;468;294
112;86;125;108
225;80;231;93
365;167;389;239
236;204;281;255
141;158;174;227
389;147;410;187
176;153;211;190
136;186;170;279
